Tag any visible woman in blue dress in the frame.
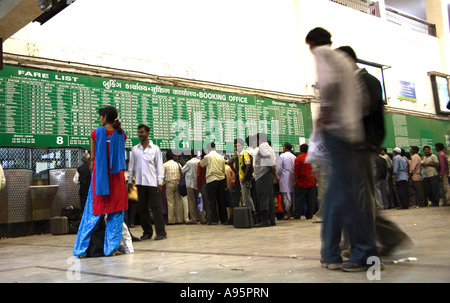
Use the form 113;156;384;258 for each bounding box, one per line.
73;106;128;257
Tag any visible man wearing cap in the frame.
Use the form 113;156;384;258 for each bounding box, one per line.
276;142;297;219
393;147;409;209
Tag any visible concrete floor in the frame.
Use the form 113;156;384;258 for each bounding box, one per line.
0;206;449;284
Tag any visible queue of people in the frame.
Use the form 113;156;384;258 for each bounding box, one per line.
376;144;450;210
125;134;321;230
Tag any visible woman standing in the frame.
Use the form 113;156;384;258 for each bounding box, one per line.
73;106;129;257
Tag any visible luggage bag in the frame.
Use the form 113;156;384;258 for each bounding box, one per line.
50;216;69;235
232;207;253;228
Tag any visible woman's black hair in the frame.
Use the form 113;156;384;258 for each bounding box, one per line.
99;106;123;134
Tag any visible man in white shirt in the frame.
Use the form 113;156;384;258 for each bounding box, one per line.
128;124;167;241
254;132;277;227
276;142;296;219
182;151;204;224
306;27;378;272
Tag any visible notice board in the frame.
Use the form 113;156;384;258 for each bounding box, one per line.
382;112;450;152
0;65;312;153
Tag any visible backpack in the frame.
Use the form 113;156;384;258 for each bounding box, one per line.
360;69;386;152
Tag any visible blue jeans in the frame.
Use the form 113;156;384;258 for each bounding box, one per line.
320;132;379;264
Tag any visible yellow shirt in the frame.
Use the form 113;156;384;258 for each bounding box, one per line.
238;150;252;180
200;150;225;183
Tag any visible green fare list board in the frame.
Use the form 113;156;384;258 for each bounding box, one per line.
0;65;312;153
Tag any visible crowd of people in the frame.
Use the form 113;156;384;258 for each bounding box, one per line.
69;27;449;274
377;144;450;210
126;134;324;230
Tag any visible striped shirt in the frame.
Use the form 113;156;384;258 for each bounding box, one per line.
182;157;200;189
200;150;226;183
163;160;182;183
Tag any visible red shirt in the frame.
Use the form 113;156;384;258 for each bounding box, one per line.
197;162;206;190
294;153;317;188
90;129;128;215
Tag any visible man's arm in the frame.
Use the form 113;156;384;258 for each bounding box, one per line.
200;156;208;167
128;149;135;184
90;138;95;172
155;148;164;191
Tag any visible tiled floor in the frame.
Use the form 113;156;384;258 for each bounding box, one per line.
0;206;449;284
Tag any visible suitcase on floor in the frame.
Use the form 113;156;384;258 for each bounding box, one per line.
233;207;253;228
50;216;69;235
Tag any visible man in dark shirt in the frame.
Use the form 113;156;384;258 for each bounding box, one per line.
76;152;91;212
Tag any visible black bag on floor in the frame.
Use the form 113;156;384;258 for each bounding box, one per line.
60;207;83;234
60;207;82;222
232;207;253;228
86;215;106;257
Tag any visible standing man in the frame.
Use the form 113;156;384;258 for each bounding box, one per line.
276;142;296;220
228;139;242;213
435;143;449;205
197;153;209;223
236;138;255;212
128;124;167;241
173;151;189;222
410;146;425;207
163;151;184;224
338;45;413;257
380;147;394;209
73;152;91;212
305;27;379;271
393;147;409;209
200;142;228;225
183;150;204;224
374;154;388;209
254;133;277;227
422;145;440;206
293;144;318;220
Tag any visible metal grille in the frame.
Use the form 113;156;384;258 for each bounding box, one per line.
386;7;437;37
0;147;89;180
330;0;378;15
49;168;80;216
0;169;33;224
0;147;31;170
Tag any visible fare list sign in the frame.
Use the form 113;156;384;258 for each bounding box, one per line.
0;65;311;153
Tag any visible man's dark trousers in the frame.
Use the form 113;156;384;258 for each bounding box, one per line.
137;185;167;238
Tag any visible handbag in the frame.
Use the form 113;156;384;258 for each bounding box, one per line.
305;130;330;165
178;164;187;197
128;183;138;201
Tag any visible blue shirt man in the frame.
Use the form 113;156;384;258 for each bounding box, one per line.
393;147;409;209
393;152;408;182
